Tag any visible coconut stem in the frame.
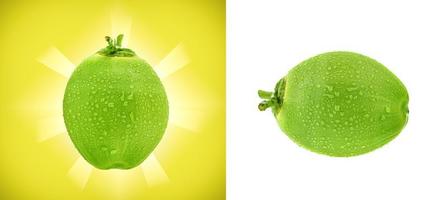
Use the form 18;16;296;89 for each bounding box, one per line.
98;34;136;57
258;99;274;111
258;90;277;111
258;90;273;99
257;78;286;114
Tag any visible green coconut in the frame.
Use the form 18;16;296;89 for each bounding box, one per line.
259;51;409;157
63;35;169;169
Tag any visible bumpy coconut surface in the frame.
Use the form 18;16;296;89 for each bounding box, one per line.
259;51;409;157
63;35;168;169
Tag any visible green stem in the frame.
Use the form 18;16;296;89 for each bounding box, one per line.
105;36;113;47
258;100;274;111
116;34;123;47
258;90;273;99
257;77;286;115
98;34;136;57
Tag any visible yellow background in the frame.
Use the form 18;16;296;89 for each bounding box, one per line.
0;0;225;199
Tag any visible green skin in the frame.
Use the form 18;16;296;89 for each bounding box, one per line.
63;35;168;169
259;51;409;157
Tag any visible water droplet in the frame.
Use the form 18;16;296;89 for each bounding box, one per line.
101;146;108;151
130;85;134;89
326;85;334;91
120;92;125;101
323;94;334;98
110;149;117;155
335;105;340;111
108;103;114;107
347;87;357;91
130;112;135;122
381;115;386;120
127;93;134;100
385;106;391;113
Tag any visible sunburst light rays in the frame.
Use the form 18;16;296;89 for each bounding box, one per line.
37;47;75;78
156;43;190;79
140;154;170;187
110;11;132;47
31;15;199;190
68;156;93;190
163;76;215;133
36;115;66;142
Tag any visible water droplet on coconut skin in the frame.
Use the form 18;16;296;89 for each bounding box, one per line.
335;105;340;111
385;106;391;113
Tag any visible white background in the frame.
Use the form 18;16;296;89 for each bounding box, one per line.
227;0;447;199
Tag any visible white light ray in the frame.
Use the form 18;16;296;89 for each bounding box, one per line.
68;157;93;189
37;47;75;78
111;12;132;46
140;154;170;187
157;43;190;79
36;115;66;142
169;107;206;133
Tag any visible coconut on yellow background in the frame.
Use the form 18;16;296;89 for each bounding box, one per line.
0;0;225;199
